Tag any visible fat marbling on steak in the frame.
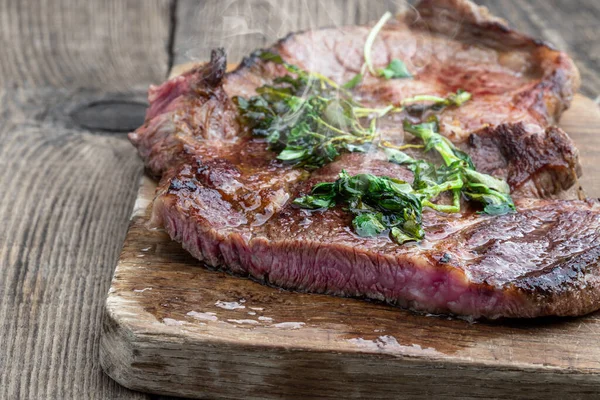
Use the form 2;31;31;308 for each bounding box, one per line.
129;0;600;319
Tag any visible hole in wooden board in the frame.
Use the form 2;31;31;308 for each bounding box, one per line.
71;100;147;133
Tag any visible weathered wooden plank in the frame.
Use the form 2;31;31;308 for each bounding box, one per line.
0;0;173;399
478;0;600;98
0;0;172;90
0;88;150;399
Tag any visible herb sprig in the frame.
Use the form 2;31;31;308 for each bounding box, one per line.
345;12;413;89
234;52;376;168
235;51;471;169
293;170;426;244
294;118;515;245
402;118;515;215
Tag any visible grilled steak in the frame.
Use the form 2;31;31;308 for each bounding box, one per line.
130;0;600;319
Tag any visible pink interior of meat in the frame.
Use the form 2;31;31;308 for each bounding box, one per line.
130;1;597;318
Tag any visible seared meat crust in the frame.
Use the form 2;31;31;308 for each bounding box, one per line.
130;0;598;319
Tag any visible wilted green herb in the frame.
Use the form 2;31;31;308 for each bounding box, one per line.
343;73;363;90
345;12;413;88
363;12;393;76
402;118;515;216
402;90;472;114
236;47;511;245
352;89;471;118
293;170;425;244
384;147;464;213
379;59;412;79
235;49;471;169
233;52;376;168
294;118;515;244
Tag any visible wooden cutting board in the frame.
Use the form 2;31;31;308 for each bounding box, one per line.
100;82;600;398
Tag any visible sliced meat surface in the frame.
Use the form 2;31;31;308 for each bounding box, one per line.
129;0;598;319
153;165;600;319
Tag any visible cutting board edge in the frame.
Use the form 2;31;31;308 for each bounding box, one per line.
100;299;600;399
101;292;600;370
101;81;600;397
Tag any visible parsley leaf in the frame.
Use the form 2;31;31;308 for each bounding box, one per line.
378;59;412;79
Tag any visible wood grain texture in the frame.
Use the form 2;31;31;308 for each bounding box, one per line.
0;1;172;399
0;88;148;400
562;97;600;197
0;0;171;90
101;95;600;399
173;0;403;67
477;0;600;99
2;1;600;399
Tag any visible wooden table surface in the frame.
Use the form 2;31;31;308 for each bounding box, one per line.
1;1;599;399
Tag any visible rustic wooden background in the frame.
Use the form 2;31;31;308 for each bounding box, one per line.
0;1;598;399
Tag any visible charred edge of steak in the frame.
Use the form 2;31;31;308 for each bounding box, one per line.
512;245;600;317
203;48;227;87
234;48;269;75
512;53;579;126
467;123;581;195
416;0;580;124
129;49;240;177
175;47;227;90
414;0;580;114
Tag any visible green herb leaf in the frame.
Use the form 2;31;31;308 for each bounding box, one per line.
364;12;393;76
258;51;285;64
353;213;386;236
277;148;308;161
462;169;510;194
447;89;472;106
378;59;412;79
292;195;335;209
390;227;418;244
402;90;472;114
402;118;515;216
463;182;516;215
383;147;418;165
343;73;363;89
345;142;372;153
294;170;424;245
